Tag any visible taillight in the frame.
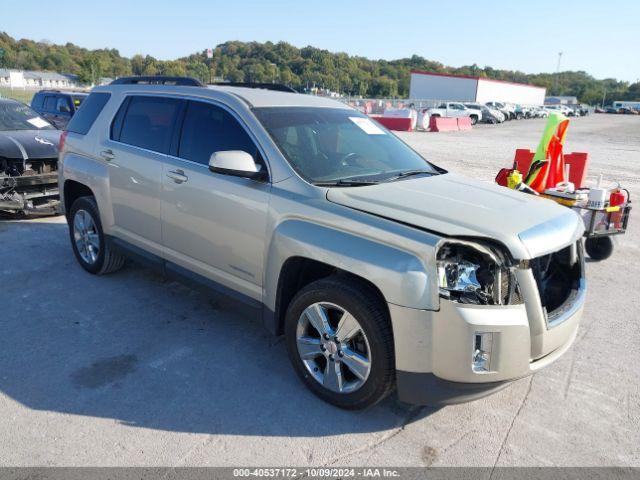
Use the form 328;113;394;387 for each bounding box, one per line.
59;131;68;152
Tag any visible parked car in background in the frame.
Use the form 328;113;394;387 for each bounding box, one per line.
31;90;88;129
567;105;586;117
0;99;61;215
575;104;589;116
545;104;574;116
485;101;514;120
463;103;504;123
513;105;522;119
427;102;482;125
58;76;586;409
532;106;549;118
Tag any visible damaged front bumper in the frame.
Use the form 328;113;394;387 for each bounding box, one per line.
391;241;585;406
0;173;60;215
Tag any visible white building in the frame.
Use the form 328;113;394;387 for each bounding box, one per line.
409;70;546;105
612;100;640;110
0;69;10;86
0;69;80;89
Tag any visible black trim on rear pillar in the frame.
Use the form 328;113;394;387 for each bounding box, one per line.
396;371;511;406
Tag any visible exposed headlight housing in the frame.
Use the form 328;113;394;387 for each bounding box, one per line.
437;241;522;305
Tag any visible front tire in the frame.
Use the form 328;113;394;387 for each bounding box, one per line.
470;115;478;125
284;276;395;409
68;196;125;275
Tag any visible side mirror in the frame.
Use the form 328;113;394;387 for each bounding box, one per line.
209;150;264;180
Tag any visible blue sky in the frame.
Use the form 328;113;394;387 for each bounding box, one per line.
2;0;638;82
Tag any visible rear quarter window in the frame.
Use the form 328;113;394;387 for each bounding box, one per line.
66;92;111;135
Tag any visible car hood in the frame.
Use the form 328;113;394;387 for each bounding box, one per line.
0;129;60;160
326;173;584;259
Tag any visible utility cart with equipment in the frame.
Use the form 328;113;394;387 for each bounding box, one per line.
496;114;632;261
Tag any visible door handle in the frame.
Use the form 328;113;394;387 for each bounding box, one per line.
167;169;188;184
100;149;115;161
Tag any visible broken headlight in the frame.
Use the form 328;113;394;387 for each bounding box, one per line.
437;241;522;305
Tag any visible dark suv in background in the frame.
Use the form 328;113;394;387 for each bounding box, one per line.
31;90;88;129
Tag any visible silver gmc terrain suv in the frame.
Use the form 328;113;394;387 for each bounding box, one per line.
59;77;585;409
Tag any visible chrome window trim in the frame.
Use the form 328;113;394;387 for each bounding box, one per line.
107;92;272;182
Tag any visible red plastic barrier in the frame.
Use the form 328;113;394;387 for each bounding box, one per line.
512;149;589;188
513;149;534;173
429;116;458;132
370;116;413;132
564;152;589;189
457;117;473;130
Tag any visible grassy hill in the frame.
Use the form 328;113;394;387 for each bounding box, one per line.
1;32;637;104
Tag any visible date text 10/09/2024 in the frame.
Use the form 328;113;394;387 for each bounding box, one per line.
232;468;400;478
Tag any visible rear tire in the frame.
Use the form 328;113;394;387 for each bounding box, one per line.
68;196;125;275
284;276;395;409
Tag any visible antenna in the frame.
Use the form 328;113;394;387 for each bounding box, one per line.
553;52;563;94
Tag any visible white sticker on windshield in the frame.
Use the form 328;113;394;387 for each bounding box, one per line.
349;117;386;135
27;117;49;129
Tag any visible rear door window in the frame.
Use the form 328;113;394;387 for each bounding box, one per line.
71;96;85;111
118;96;182;154
31;94;44;110
56;97;72;114
177;101;259;165
66;92;111;135
43;96;56;112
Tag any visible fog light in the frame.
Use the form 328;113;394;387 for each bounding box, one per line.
472;332;493;373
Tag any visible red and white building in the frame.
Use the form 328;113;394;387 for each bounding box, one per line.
409;70;546;105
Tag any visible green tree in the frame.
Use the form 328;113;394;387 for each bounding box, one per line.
0;31;637;103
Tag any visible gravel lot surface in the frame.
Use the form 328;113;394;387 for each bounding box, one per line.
1;114;638;467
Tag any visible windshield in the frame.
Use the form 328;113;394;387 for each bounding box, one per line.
253;107;439;185
0;101;55;131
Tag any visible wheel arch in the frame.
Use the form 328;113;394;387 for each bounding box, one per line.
63;180;94;218
270;256;388;335
262;219;435;335
60;153;114;232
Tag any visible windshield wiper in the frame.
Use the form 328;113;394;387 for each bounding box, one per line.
385;170;435;182
315;178;381;187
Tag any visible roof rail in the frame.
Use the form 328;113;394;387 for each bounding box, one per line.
213;82;297;93
110;76;204;87
38;89;88;94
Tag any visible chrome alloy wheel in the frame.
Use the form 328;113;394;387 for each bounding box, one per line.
73;209;100;265
296;302;372;394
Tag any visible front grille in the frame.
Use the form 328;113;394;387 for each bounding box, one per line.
501;269;524;305
530;241;583;320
